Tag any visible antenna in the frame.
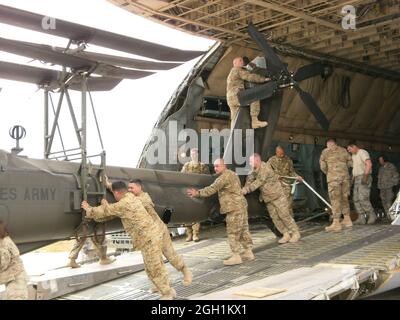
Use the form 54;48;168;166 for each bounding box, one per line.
9;125;26;155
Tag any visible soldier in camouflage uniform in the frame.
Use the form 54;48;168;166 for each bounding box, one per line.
242;154;301;244
226;57;270;129
82;181;176;300
181;148;210;242
0;221;28;300
378;155;399;215
187;159;254;266
267;146;302;216
347;142;376;225
128;179;193;289
320;138;353;232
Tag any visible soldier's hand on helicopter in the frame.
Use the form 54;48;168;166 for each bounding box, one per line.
81;201;90;211
101;199;109;206
187;188;199;197
104;175;112;190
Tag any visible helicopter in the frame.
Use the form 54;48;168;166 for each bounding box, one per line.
0;4;365;254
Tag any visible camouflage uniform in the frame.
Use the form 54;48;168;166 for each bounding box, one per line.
85;193;172;296
195;169;253;255
378;162;399;214
181;161;210;238
352;149;375;223
243;162;300;235
267;155;298;216
136;191;185;271
226;66;267;128
320;145;353;220
0;236;28;300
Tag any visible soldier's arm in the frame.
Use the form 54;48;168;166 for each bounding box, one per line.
85;201;125;221
244;170;268;193
319;153;327;175
346;153;353;168
202;164;210;174
243;172;256;190
181;163;188;173
198;175;226;198
391;164;399;185
238;68;268;83
0;247;11;272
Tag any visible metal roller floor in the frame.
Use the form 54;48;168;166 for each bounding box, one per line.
59;221;400;300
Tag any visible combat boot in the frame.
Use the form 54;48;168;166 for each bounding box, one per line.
182;266;193;286
150;286;159;293
251;116;268;129
240;249;255;262
99;256;115;265
325;219;342;232
223;254;243;266
185;228;193;242
67;259;81;268
289;231;301;243
341;215;353;228
160;288;177;300
278;232;291;244
193;232;200;242
354;213;367;225
367;211;377;225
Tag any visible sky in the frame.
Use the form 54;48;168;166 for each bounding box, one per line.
0;0;215;167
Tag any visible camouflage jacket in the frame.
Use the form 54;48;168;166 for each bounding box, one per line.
0;236;26;284
226;67;266;101
181;161;210;174
244;161;285;203
319;145;352;183
267;155;298;185
86;193;161;249
136;192;165;230
197;169;247;214
378;162;399;189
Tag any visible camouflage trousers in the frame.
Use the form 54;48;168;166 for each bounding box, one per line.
185;223;200;236
380;187;395;215
353;175;375;217
68;236;106;260
5;271;28;300
161;223;185;271
328;179;351;220
225;209;253;255
141;238;172;295
265;195;299;234
282;185;294;216
227;93;260;128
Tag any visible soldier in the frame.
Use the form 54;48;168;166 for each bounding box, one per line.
242;154;301;244
181;148;210;242
267;146;302;216
81;181;176;300
377;155;399;216
320;138;353;232
67;236;114;269
0;220;28;300
226;56;270;129
187;159;254;266
347;141;377;224
128;179;193;288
